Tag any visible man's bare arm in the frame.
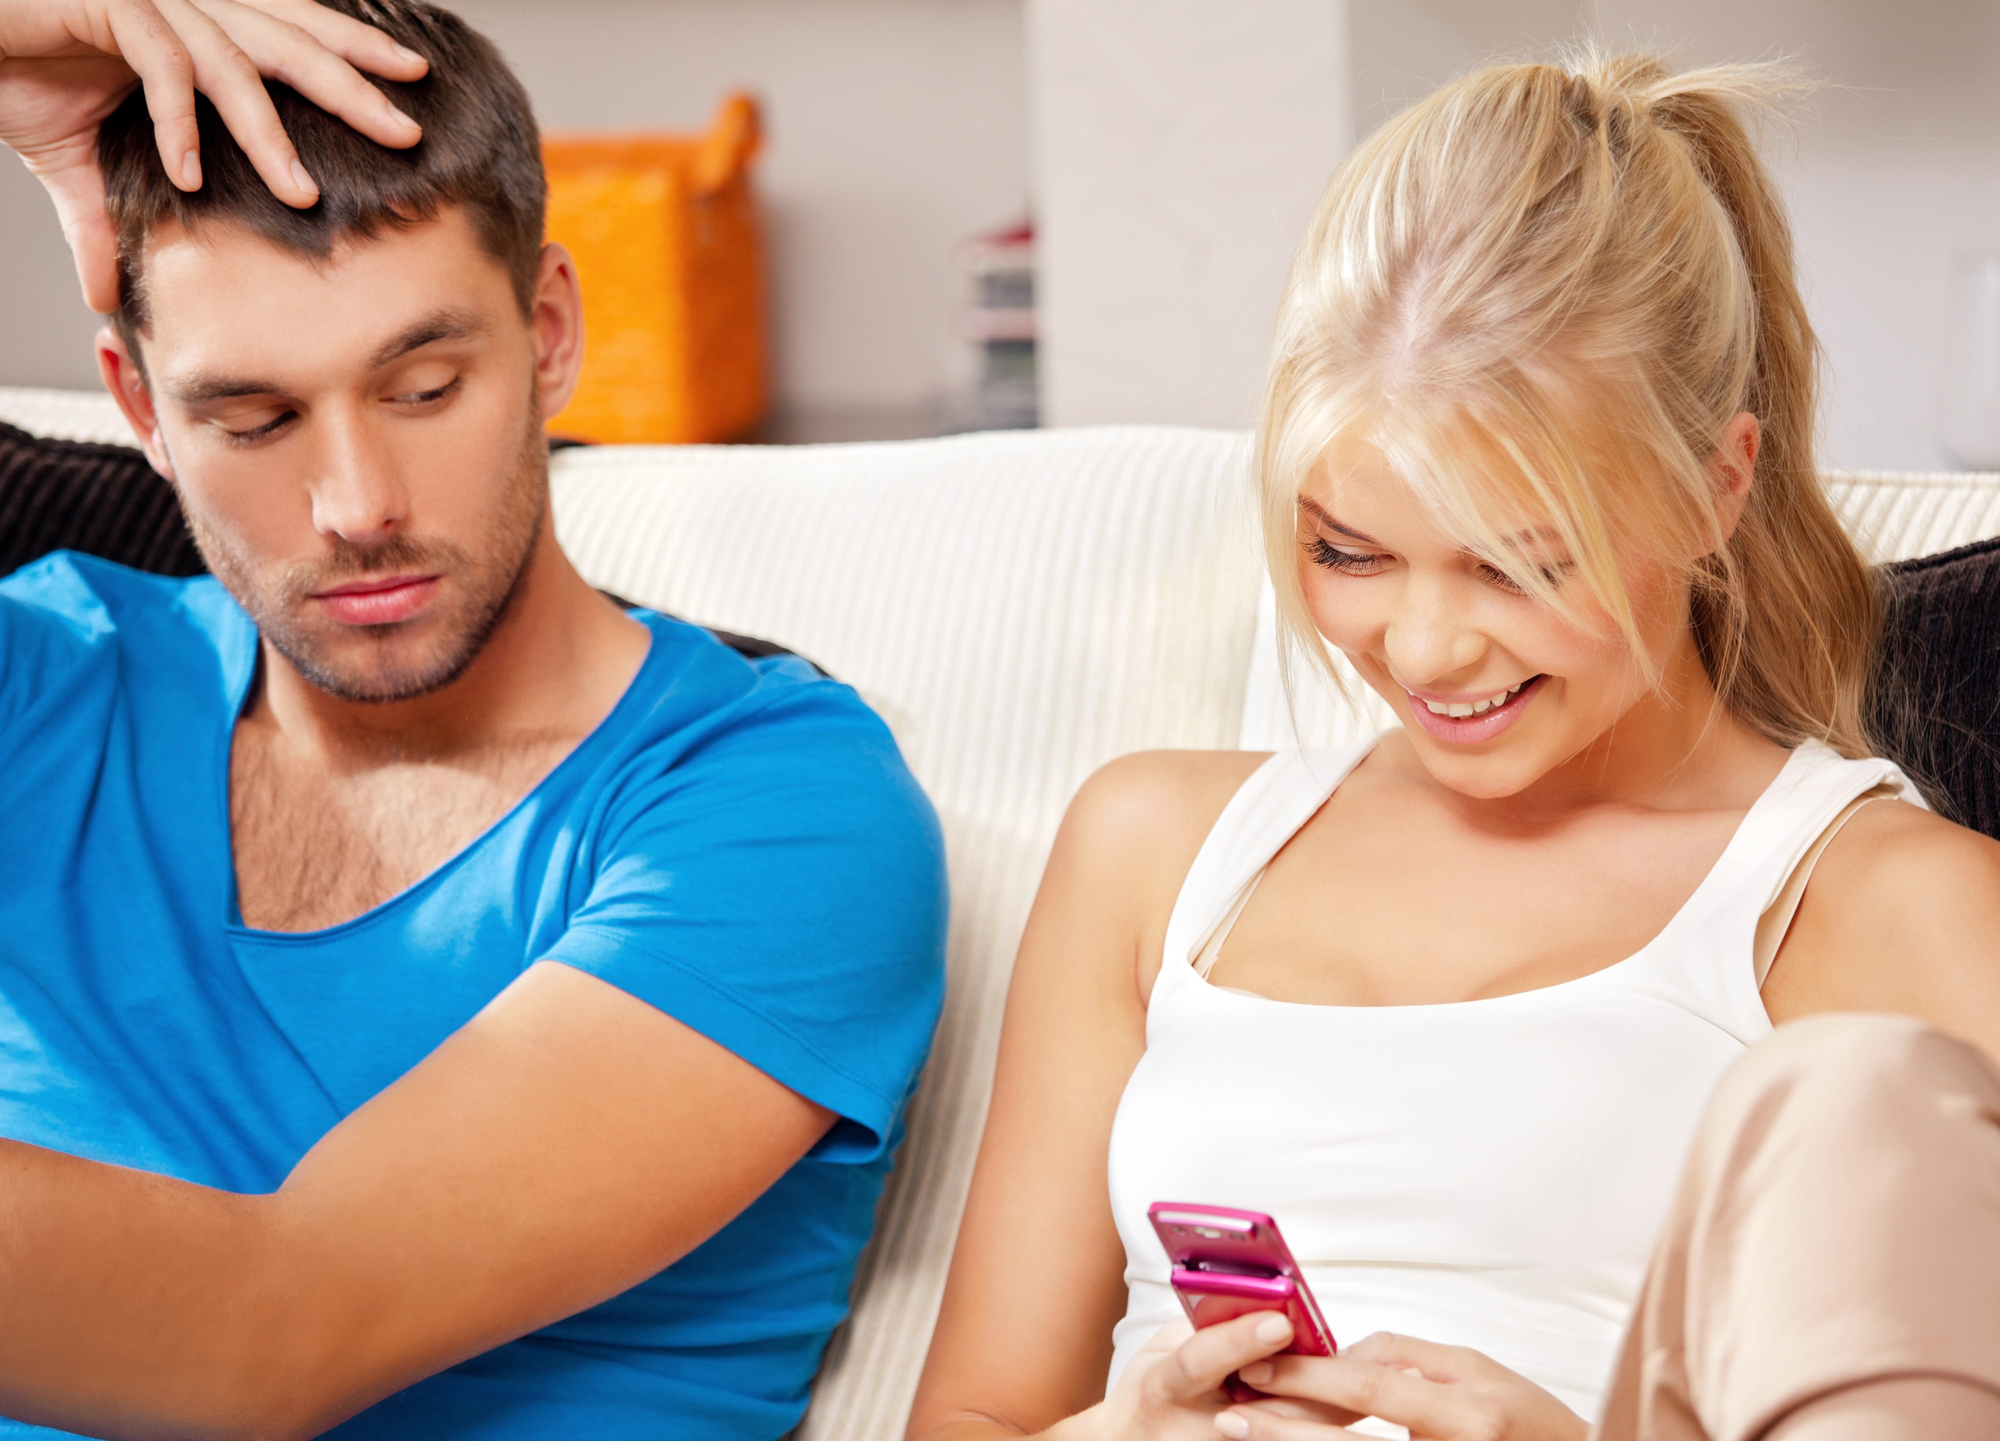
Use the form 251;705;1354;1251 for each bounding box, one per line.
0;959;834;1441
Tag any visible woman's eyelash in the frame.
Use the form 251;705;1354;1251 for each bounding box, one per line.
1478;560;1576;591
1303;535;1384;572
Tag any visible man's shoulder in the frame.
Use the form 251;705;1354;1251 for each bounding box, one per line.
1;550;238;643
0;553;247;728
622;611;917;787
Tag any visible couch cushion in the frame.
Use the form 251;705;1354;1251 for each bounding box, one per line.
547;427;1262;1439
0;420;204;579
1872;535;2000;837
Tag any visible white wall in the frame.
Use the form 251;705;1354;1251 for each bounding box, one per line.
0;0;1032;429
1028;0;1350;430
1349;0;2000;472
0;159;111;392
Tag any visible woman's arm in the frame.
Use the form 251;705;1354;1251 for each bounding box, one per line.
0;0;426;310
908;750;1266;1441
1766;800;2000;1062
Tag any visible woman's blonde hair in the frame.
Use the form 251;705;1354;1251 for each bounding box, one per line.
1257;52;1877;755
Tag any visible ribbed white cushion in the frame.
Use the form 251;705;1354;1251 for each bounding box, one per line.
545;429;1263;1439
1239;468;2000;751
0;386;135;446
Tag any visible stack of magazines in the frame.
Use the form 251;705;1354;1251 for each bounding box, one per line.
949;220;1037;431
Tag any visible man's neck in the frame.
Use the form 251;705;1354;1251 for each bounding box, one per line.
228;531;652;932
243;529;651;767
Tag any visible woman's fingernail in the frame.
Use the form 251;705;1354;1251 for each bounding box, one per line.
180;149;201;188
1215;1413;1250;1439
1254;1315;1292;1346
387;105;419;131
394;44;426;65
1240;1361;1273;1384
291;159;318;197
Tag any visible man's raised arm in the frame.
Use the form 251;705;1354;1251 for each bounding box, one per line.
0;0;424;310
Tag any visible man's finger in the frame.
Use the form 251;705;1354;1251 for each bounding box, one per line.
149;0;318;204
222;0;429;81
1151;1311;1295;1404
45;160;122;311
101;0;203;190
190;0;420;148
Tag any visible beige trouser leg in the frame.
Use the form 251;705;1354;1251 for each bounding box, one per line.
1594;1013;2000;1441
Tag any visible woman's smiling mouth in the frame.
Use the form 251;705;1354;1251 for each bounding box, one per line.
1404;674;1547;742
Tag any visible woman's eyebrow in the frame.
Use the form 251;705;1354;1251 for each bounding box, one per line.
1296;495;1382;544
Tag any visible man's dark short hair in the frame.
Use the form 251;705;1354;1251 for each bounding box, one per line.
99;0;545;355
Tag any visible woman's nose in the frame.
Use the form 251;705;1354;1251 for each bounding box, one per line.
1383;575;1487;687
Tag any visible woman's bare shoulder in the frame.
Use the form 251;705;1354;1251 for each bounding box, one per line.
1059;749;1274;876
1031;750;1273;975
1770;797;2000;1058
1816;797;2000;909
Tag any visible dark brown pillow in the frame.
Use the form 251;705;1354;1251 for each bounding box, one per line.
0;420;204;579
1870;535;2000;838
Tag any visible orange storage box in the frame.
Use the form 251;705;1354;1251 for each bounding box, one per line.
542;94;767;445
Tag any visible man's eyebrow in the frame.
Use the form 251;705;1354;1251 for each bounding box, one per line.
165;374;288;405
369;307;491;368
1297;495;1383;545
161;308;493;406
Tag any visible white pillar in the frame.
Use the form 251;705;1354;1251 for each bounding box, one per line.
1028;0;1352;429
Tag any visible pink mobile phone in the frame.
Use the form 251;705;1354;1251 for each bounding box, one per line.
1148;1202;1336;1402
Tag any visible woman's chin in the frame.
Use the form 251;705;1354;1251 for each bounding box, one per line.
1409;745;1552;800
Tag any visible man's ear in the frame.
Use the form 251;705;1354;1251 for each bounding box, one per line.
95;325;176;483
528;243;586;424
1708;410;1759;546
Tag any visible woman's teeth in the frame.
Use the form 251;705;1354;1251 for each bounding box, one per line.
1421;680;1528;718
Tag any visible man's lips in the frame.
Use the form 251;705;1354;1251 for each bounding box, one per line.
311;574;440;626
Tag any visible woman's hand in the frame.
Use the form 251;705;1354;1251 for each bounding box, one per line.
1080;1314;1360;1441
1220;1332;1590;1441
0;0;427;311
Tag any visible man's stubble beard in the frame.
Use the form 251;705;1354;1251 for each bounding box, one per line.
181;408;551;705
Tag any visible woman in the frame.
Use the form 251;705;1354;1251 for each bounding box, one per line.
911;53;2000;1441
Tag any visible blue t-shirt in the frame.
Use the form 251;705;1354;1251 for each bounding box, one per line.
0;553;948;1440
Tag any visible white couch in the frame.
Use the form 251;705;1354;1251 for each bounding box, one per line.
6;384;2000;1440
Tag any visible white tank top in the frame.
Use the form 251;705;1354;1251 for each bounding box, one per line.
1104;738;1919;1432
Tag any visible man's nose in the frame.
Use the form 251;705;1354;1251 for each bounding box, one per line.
1383;573;1487;687
307;412;410;544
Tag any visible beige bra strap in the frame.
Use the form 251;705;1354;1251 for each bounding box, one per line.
1192;873;1264;980
1753;783;1897;989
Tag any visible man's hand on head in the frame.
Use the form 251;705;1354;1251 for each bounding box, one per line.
0;0;428;312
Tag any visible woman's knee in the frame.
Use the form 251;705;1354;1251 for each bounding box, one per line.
1764;1376;2000;1441
1708;1013;1998;1154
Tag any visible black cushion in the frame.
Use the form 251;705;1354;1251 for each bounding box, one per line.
1870;535;2000;837
0;420;816;672
0;420;205;579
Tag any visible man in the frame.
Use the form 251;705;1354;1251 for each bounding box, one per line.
0;2;947;1437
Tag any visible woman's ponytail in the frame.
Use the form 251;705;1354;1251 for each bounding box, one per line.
1636;65;1879;754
